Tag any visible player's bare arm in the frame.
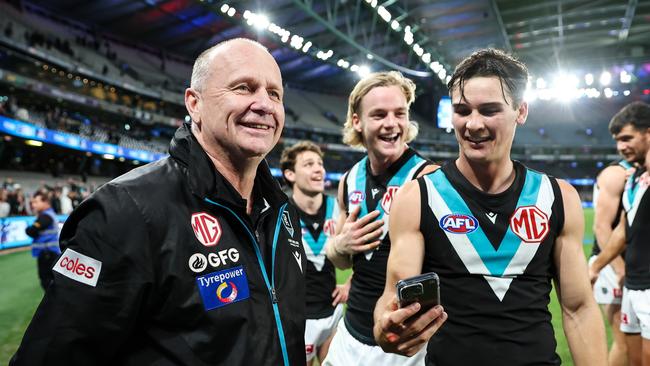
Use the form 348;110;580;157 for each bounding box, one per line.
554;180;608;366
325;177;383;269
373;180;447;357
590;214;627;283
593;165;627;274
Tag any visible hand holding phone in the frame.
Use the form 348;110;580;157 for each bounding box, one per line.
396;272;440;316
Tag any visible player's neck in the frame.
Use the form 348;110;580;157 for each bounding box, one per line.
367;145;407;176
292;189;323;215
206;153;260;214
456;157;515;194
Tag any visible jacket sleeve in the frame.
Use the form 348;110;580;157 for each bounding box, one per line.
25;213;53;238
10;184;154;366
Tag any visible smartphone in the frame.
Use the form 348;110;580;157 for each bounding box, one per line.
396;272;440;316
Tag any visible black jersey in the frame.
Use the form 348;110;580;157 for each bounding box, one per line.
294;195;340;318
420;161;564;366
342;148;430;344
622;167;650;289
591;159;632;256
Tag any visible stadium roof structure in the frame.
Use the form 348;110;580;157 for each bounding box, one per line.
27;0;650;94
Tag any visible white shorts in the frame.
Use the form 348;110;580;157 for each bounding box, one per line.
589;256;623;305
305;304;345;361
620;286;650;339
321;318;427;366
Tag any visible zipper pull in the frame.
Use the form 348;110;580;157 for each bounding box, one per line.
270;287;278;303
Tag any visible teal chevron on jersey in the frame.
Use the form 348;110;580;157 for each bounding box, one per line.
301;195;337;257
423;168;555;300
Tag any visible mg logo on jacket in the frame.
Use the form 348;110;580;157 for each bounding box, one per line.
191;212;222;247
509;206;549;243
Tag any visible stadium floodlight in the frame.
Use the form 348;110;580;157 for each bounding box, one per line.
624;90;631;96
438;69;446;79
227;8;235;17
422;53;431;63
620;70;632;84
524;88;537;103
103;154;115;160
243;10;251;19
603;87;613;98
367;54;374;60
600;71;611;86
370;0;378;8
350;64;360;72
220;4;229;13
536;77;546;89
357;65;371;77
377;6;391;22
25;140;43;147
302;41;312;53
584;73;594;86
445;75;451;84
252;14;270;30
391;20;399;30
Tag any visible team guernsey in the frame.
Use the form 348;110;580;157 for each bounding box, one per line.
420;161;564;365
622;166;650;290
342;148;430;344
295;195;340;318
591;159;632;256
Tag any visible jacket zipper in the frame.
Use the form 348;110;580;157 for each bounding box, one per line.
204;198;290;366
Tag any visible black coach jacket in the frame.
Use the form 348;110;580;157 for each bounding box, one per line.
11;123;306;366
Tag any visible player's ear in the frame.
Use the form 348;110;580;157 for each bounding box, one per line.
352;113;363;133
283;169;296;184
516;101;528;125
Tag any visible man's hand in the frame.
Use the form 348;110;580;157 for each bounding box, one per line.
588;261;600;286
331;282;350;306
332;206;384;255
374;296;447;357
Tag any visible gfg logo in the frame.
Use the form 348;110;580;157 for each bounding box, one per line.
349;190;364;205
439;214;479;234
509;206;549;243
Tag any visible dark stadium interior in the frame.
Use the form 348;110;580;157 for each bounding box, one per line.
1;0;650;206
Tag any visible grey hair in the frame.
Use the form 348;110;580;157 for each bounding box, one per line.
190;38;269;91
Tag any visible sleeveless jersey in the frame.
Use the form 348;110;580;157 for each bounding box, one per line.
295;195;340;318
591;159;632;256
622;166;650;289
420;161;564;366
343;148;430;344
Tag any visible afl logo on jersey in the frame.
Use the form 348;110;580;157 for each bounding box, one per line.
349;190;365;205
509;205;549;243
439;214;479;234
381;186;400;214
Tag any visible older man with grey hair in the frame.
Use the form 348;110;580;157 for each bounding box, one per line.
11;38;306;366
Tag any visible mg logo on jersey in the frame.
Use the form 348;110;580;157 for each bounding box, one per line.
509;205;549;243
323;218;336;236
191;212;222;247
381;186;400;213
349;190;364;205
439;214;479;234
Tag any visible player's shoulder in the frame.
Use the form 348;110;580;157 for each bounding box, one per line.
416;164;441;178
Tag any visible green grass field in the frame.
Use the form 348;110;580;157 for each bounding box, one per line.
0;209;608;365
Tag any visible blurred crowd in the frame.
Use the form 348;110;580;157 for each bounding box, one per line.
0;177;97;218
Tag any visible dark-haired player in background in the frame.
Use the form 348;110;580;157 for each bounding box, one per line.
281;141;350;366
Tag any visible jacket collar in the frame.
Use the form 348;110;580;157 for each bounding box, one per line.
168;123;287;210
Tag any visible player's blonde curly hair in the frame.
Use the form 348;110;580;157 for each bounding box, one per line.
342;71;418;148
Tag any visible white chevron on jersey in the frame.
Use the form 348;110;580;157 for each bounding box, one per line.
424;173;555;301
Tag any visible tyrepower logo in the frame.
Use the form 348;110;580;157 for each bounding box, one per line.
53;248;102;287
348;190;365;205
509;206;549;243
439;214;479;234
381;186;400;214
191;212;222;247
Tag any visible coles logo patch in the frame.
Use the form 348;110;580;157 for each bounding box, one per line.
348;190;365;205
53;248;102;287
439;213;479;234
191;212;222;247
509;205;549;243
196;265;250;311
